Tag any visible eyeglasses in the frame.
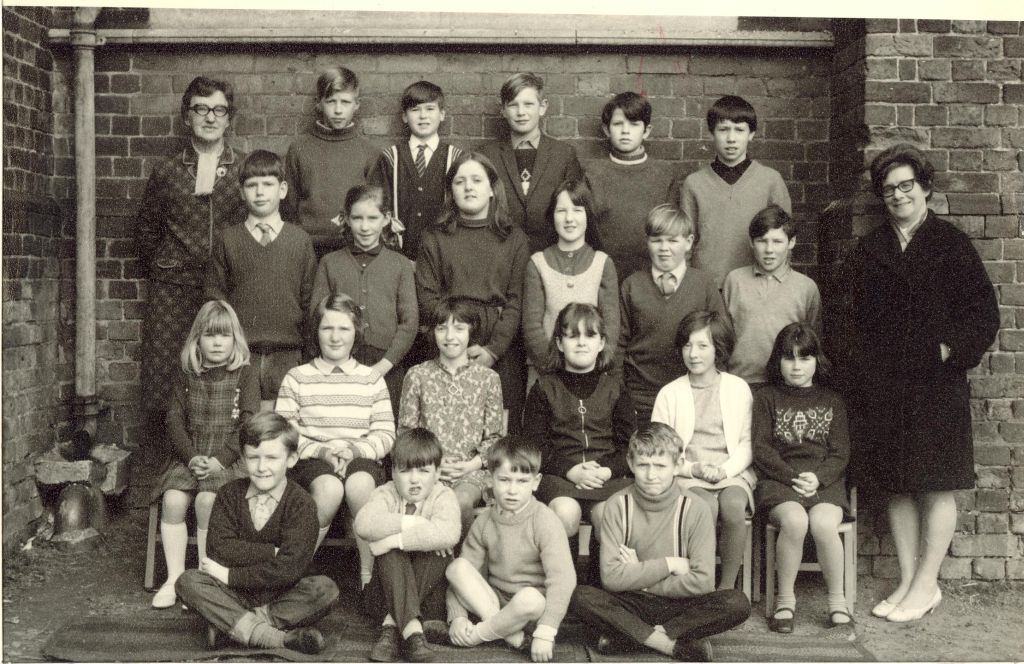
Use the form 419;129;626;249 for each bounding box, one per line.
189;104;230;118
881;178;916;198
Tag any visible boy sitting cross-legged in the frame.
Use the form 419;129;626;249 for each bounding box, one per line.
445;436;576;663
176;411;338;655
569;422;750;661
355;427;462;663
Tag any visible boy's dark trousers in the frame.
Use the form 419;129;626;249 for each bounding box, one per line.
570;585;750;645
176;570;338;644
363;549;452;630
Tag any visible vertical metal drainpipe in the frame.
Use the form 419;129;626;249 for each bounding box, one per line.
70;8;102;437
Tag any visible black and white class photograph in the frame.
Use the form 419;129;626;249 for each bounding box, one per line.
2;2;1023;662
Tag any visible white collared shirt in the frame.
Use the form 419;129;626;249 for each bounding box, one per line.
512;129;541;150
651;262;688;290
245;213;284;243
312;356;359;375
408;134;440;168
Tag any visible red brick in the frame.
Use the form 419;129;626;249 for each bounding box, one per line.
916;58;951;81
918;19;951;33
932;127;1001;148
934;82;1001;103
864;81;931;103
934;35;1002;58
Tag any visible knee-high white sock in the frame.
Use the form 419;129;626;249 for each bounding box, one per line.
160;521;188;585
195;527;208;564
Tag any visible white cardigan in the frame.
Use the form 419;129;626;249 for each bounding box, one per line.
650;372;757;488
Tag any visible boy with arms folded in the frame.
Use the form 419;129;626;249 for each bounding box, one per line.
445;436;576;663
678;95;791;289
480;72;582;253
570;423;750;661
355;428;462;663
176;412;337;655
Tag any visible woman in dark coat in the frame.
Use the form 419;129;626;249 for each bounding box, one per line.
836;144;998;623
135;76;248;450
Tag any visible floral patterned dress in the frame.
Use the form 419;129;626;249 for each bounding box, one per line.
398;359;503;491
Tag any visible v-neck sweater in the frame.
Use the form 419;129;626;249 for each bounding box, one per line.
678;161;791;289
205;222;317;350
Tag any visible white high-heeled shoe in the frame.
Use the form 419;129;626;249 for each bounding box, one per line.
871;598;899;618
151;580;177;609
887;588;941;623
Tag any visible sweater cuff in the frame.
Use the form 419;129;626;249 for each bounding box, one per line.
533;624;558;642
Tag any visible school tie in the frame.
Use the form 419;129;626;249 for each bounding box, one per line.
252;493;274;531
415;144;427;177
659;272;677;296
256;222;272;246
405;501;417;515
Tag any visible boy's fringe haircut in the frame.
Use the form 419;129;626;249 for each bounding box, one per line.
241;411;299;453
499;72;544;106
645;204;694;238
393;427;444;471
628;422;683;460
487;435;541;475
316;66;359;98
239;149;286;184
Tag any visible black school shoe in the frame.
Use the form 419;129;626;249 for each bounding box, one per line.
369;625;400;662
283;626;326;655
421;620;449;645
672;636;712;662
401;633;437;663
595;632;636;655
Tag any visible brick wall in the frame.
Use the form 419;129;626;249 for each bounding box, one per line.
83;43;830;449
2;6;72;550
3;12;1022;577
824;18;1024;581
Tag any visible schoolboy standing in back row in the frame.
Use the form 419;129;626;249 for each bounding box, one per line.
372;80;463;262
285;66;378;260
585;92;676;283
206;150;317;411
678;95;791;289
723;205;820;387
480;72;582;253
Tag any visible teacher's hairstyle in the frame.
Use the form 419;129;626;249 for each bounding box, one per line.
180;75;235;120
869;143;935;200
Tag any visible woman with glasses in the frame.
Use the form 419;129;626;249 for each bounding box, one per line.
136;76;248;461
833;144;998;623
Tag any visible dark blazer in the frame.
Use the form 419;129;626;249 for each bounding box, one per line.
479;135;582;253
834;211;999;493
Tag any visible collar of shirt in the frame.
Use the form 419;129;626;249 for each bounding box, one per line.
711;157;752;183
512;130;541;150
752;262;791;283
890;212;927;251
408;134;440;161
245;214;284;238
245;480;287;505
350;242;382;257
312;356;359;375
651;262;687;286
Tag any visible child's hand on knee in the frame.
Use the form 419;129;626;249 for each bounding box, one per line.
531;636;554;662
199;557;228;584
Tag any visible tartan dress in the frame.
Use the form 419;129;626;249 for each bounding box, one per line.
151;364;259;500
